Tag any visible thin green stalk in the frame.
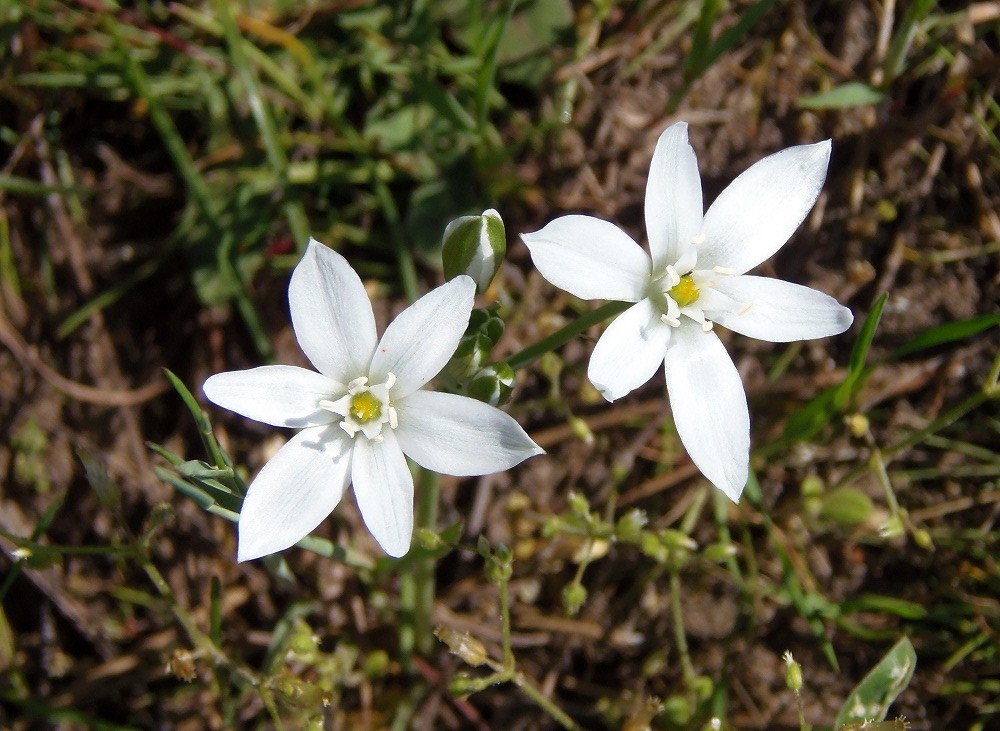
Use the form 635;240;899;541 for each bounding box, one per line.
835;344;1000;490
669;569;697;688
414;471;439;654
138;551;284;728
456;557;582;731
868;444;901;517
499;557;514;671
505;301;630;370
509;670;581;731
215;0;310;251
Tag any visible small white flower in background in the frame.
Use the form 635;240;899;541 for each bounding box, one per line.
204;239;542;560
522;122;853;502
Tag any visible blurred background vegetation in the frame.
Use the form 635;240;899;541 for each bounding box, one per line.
1;0;999;729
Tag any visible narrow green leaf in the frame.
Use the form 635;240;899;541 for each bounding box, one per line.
834;292;888;409
841;595;927;620
0;174;93;196
798;82;885;110
891;313;1000;358
684;0;721;80
162;369;232;472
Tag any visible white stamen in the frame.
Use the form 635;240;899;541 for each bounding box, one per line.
660;313;681;327
347;376;369;394
318;399;337;410
712;266;735;275
388;406;398;429
665;265;680;287
691;233;706;245
702;320;713;332
384;372;397;389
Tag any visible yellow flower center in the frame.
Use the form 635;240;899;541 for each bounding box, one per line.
668;274;700;307
350;391;382;423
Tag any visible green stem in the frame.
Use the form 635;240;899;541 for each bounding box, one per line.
137;551;284;728
669;569;696;688
505;301;630;371
510;671;582;731
499;557;514;671
398;568;416;671
414;471;439;655
457;556;581;730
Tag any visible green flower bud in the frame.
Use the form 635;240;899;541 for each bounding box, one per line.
467;362;515;406
783;650;803;692
615;508;648;543
703;541;738;562
415;527;445;550
442;209;506;293
562;582;587;615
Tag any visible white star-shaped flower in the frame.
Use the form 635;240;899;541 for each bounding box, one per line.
204;239;543;560
522;122;853;501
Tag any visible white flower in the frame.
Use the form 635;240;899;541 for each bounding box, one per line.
521;122;853;502
204;239;543;560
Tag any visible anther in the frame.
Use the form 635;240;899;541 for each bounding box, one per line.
691;233;706;245
712;266;735;275
660;313;681;327
665;265;681;287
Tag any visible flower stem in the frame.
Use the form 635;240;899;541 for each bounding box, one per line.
669;568;697;689
504;301;630;371
414;470;439;654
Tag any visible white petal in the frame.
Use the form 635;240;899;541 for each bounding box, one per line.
699;141;831;274
394;390;543;475
588;298;671;401
289;239;378;381
237;426;352;561
369;276;475;398
351;429;414;557
712;275;854;342
664;324;749;501
204;366;339;428
645;122;704;271
521;215;650;301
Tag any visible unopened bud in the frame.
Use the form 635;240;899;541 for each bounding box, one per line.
467;362;515;406
783;650;803;692
415;527;445;550
435;627;488;666
167;648;197;682
562;582;587;615
615;508;647;543
442;209;506;293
